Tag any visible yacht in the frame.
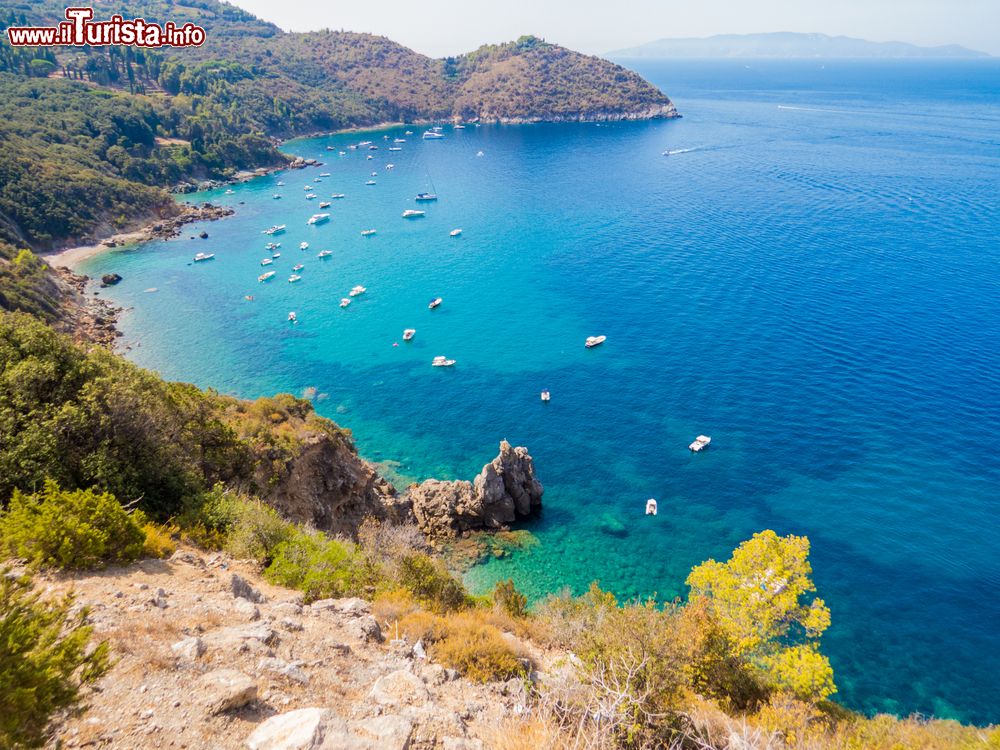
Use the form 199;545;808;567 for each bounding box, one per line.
288;274;302;283
193;252;215;262
349;285;367;297
415;192;438;202
368;145;379;150
292;263;304;271
307;213;330;225
689;435;712;453
271;251;281;258
319;172;331;177
422;130;445;140
361;229;377;237
402;209;425;218
366;180;377;186
428;297;442;309
454;124;465;130
258;270;276;282
303;185;313;190
585;335;607;348
358;140;372;147
388;147;402;152
265;242;281;251
394;138;406;143
263;225;286;235
402;328;416;341
319;201;331;209
331;193;346;199
260;258;273;266
306;193;317;200
317;250;333;258
339;298;351;308
449;228;462;237
405;130;413;135
299;242;309;250
432;356;456;367
367;154;374;160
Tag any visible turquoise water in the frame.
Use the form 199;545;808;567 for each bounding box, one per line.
80;60;1000;724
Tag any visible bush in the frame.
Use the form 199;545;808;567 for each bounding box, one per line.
0;571;110;748
432;612;527;683
0;480;144;569
141;522;177;559
493;578;528;619
222;499;296;565
263;529;371;602
397;553;469;613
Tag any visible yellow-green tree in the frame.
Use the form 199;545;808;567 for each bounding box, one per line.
686;530;835;702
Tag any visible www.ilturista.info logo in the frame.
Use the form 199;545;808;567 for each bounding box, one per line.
6;7;206;48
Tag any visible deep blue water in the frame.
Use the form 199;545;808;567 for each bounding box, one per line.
79;60;1000;724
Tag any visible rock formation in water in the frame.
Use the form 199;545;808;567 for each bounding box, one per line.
409;440;543;537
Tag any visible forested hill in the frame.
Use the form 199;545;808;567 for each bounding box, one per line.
0;0;676;272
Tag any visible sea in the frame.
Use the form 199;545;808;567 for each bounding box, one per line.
78;59;1000;724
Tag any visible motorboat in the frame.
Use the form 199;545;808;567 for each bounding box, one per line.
415;192;438;202
402;328;416;341
331;194;345;199
299;242;309;250
319;201;331;208
422;130;444;140
585;335;607;348
349;285;367;297
388;147;402;152
307;213;330;225
449;229;462;237
272;194;282;200
317;250;333;258
224;188;235;195
361;229;376;237
266;242;281;250
405;130;413;135
193;252;215;262
358;140;372;147
432;356;456;367
385;164;395;170
366;180;377;186
370;171;378;177
402;209;425;218
292;263;304;271
305;193;317;200
540;390;551;402
277;181;286;186
428;297;442;309
689;435;712;452
319;172;331;177
260;258;273;266
645;499;658;516
271;251;281;258
394;138;406;143
476;151;484;157
367;154;374;160
288;311;297;322
288;274;302;283
258;271;276;282
339;298;351;308
263;225;286;235
303;185;313;190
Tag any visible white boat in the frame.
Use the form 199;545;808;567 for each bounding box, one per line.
585;335;607;348
338;151;346;156
689;435;712;452
366;180;377;186
292;263;304;271
423;130;445;140
339;298;351;308
361;229;376;237
370;171;378;177
317;250;333;258
349;285;367;297
307;213;330;225
432;356;456;367
394;138;406;143
303;185;313;190
454;124;465;130
645;499;658;516
224;188;235;195
277;181;286;186
540;390;551;402
272;194;282;200
288;311;297;322
450;228;462;237
402;328;416;341
366;154;374;160
331;193;346;199
260;258;273;266
306;193;317;200
348;145;357;150
388;147;402;152
415;192;438;202
385;164;395;170
263;225;286;235
368;145;379;151
402;209;425;218
428;297;442;309
193;252;215;262
299;242;309;250
272;251;281;258
319;172;331;177
258;271;276;282
476;151;484;157
358;140;372;147
405;130;413;135
266;242;281;250
288;274;302;283
319;201;331;208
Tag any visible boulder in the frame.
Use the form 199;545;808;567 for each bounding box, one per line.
247;708;336;750
368;670;429;707
232;574;265;603
170;636;205;661
100;273;122;286
344;715;413;750
233;597;261;621
410;441;543;537
197;669;257;714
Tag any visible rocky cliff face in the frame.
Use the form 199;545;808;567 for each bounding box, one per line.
410;441;543;537
254;429;412;539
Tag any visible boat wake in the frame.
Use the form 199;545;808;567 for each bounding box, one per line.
662;147;700;156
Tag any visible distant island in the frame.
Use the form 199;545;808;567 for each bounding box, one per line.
608;32;991;59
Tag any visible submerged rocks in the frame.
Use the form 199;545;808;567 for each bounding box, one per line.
410;441;543;537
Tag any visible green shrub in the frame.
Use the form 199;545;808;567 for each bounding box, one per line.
429;612;527;683
0;571;110;748
0;480;144;569
493;578;528;619
397;553;469;613
263;529;371;602
222;499;296;565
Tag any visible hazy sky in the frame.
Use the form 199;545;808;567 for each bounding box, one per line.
232;0;1000;57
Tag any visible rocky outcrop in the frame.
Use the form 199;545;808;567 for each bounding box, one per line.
410;441;543;537
256;428;412;539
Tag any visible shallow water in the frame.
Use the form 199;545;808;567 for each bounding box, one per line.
81;60;1000;723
